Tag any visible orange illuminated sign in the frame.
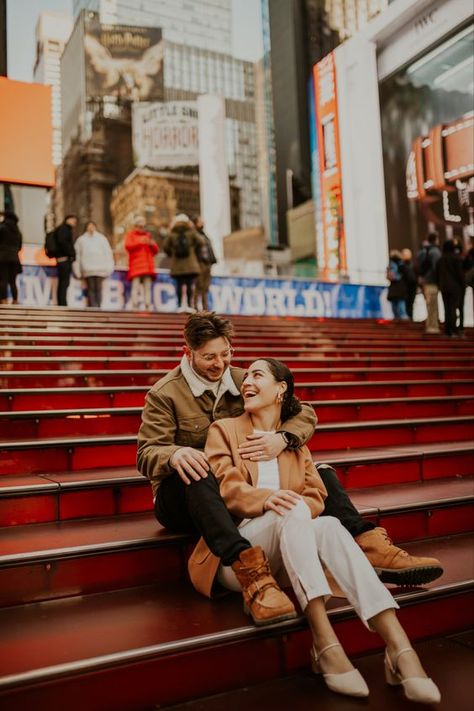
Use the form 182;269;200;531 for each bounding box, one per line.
0;78;54;188
313;53;347;281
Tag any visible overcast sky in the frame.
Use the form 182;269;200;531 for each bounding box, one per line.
6;0;264;82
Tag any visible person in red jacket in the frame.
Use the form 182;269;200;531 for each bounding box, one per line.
125;216;158;310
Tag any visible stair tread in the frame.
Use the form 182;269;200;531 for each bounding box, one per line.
349;476;474;511
0;534;471;682
1;394;473;419
2;416;473;449
2;475;473;559
161;634;474;711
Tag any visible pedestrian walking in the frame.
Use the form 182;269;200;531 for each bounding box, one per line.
163;214;204;312
0;211;22;305
55;215;77;306
386;250;408;320
73;221;114;308
192;216;217;311
415;233;441;333
436;239;465;337
400;248;417;320
125;216;158;311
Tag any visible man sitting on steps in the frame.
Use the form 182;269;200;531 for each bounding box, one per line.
137;312;442;624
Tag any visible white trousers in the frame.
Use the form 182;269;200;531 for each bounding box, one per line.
218;501;398;628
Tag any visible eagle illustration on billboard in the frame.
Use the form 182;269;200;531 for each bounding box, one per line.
84;24;164;101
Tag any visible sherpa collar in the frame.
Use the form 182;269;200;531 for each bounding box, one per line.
180;355;240;401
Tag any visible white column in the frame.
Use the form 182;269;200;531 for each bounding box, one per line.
198;94;231;263
334;37;389;285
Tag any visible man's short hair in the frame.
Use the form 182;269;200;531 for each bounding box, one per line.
184;312;234;350
427;232;438;244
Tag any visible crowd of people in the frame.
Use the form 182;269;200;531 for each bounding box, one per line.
1;209;473;336
386;232;474;336
0;211;216;311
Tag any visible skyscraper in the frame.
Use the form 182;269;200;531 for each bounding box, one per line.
33;11;73;167
73;0;232;54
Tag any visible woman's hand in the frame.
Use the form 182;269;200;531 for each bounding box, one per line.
263;489;301;516
238;432;286;461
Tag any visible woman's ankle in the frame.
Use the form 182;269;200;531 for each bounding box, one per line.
313;641;354;675
386;646;427;679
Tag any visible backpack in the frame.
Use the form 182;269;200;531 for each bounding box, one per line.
44;229;58;258
174;231;190;259
386;260;401;282
416;247;432;277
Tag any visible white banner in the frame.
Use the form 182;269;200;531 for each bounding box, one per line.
198;94;231;262
132;101;199;169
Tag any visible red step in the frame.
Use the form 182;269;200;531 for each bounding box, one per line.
1;418;473;475
0;534;471;710
1;396;473;438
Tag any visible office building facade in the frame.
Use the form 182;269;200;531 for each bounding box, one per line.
33;11;73;166
73;0;232;54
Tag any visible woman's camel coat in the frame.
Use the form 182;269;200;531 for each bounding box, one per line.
187;412;327;597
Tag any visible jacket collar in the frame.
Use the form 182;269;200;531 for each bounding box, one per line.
180;355;240;400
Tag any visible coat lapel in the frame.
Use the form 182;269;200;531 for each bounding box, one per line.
233;412;259;486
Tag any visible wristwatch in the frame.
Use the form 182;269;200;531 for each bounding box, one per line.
280;431;297;449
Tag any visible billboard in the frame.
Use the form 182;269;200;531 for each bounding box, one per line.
312;53;347;281
132;101;199;169
84;18;164;101
0;78;54;188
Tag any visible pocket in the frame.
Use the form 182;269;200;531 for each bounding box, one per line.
176;415;210;446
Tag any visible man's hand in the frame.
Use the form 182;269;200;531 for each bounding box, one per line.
263;490;301;516
238;432;286;461
170;447;209;485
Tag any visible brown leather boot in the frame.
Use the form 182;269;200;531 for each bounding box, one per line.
232;546;297;626
355;527;443;586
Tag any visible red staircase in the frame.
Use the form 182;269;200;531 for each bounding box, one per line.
0;307;472;711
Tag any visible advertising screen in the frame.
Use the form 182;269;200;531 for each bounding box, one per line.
132;101;199;169
312;53;347;281
84;19;164;101
0;78;54;188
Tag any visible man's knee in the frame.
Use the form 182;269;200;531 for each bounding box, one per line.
316;464;340;492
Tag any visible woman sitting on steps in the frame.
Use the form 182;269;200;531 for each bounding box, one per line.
188;357;441;704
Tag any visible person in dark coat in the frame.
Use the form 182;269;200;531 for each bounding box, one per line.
401;248;417;320
163;214;204;312
436;239;465;337
56;214;77;306
192;216;217;311
0;211;22;304
386;250;409;320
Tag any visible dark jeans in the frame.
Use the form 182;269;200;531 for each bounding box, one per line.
155;465;373;564
86;276;104;308
441;290;460;336
57;260;72;306
0;262;18;301
155;471;251;565
317;464;374;537
174;274;197;307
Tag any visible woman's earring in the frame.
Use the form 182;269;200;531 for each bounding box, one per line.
276;392;283;404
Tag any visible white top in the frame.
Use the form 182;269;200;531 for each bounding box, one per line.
254;430;280;491
74;231;114;278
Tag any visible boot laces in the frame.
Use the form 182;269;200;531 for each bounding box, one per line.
380;528;408;558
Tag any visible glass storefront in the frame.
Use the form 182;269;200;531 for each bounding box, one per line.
379;23;474;251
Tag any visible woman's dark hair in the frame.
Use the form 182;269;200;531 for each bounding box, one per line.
184;311;234;349
257;358;302;422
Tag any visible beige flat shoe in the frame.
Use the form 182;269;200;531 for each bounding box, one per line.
311;642;369;698
385;647;441;704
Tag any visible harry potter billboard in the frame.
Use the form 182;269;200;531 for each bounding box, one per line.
84;18;164;102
